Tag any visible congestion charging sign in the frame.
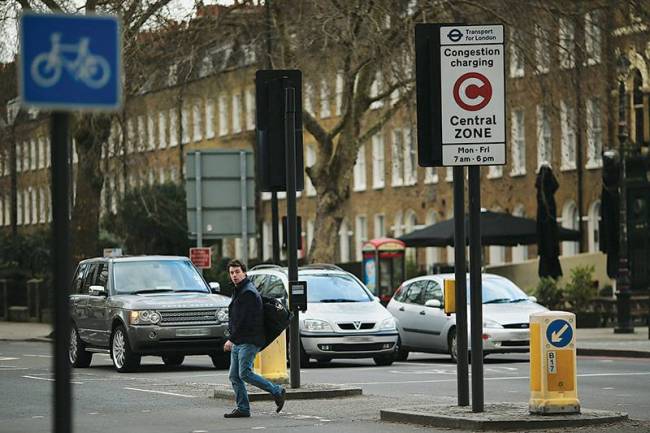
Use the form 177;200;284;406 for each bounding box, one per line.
440;25;505;166
415;24;505;167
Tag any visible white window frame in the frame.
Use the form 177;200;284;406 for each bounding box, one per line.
487;165;503;179
193;99;203;141
559;18;575;69
169;109;178;147
353;144;367;192
320;79;331;118
534;25;550;74
424;167;438;184
560;101;576;170
562;201;580;256
245;88;255;131
30;139;37;170
304;82;314;116
374;213;386;238
585;11;601;65
335;72;344;116
586;97;603;168
391;129;404;187
219;94;228;136
372;134;385;189
512;205;529;262
355;215;368;261
232;93;242;134
181;105;190;144
369;72;384;110
536;105;552;169
339;220;351;263
588;201;601;253
158;111;167;148
510;31;524;78
17;189;23;225
403;128;417;185
510;109;526;176
205;98;215;139
306;144;316;196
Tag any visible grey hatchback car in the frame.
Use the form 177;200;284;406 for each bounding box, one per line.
69;256;231;372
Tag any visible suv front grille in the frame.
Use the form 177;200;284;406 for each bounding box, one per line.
159;309;218;326
338;322;375;330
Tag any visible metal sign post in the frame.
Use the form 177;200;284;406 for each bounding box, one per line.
415;23;505;413
20;13;122;433
453;166;469;406
284;84;301;388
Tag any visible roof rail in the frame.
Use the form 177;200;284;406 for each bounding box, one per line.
249;264;284;271
299;263;344;272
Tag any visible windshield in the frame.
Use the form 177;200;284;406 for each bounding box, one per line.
464;276;529;304
302;273;373;303
113;260;209;294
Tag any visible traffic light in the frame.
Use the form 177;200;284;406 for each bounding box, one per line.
255;70;304;192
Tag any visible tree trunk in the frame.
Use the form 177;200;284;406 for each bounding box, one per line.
70;114;111;263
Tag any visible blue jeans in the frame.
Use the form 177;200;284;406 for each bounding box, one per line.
229;343;283;414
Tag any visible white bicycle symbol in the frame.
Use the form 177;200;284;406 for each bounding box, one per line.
30;32;111;89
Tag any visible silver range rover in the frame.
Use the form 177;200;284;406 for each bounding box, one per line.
69;256;230;372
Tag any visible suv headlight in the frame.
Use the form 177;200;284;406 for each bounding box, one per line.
303;319;333;332
129;310;161;325
483;318;503;329
379;317;397;331
215;307;229;323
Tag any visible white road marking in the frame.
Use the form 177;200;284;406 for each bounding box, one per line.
252;427;266;430
23;375;83;384
88;412;99;415
0;367;29;371
124;387;197;398
193;430;209;433
602;387;615;390
32;416;44;419
23;354;52;358
0;357;19;361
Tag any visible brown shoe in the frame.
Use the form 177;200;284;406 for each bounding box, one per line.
224;409;250;418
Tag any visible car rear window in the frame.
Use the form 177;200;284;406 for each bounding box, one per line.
301;273;373;303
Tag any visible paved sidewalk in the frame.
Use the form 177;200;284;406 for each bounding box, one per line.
0;321;648;356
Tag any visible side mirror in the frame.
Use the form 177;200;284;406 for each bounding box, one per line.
528;295;537;303
209;282;221;294
89;285;106;296
425;299;442;308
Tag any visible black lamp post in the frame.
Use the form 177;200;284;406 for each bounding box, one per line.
614;55;634;334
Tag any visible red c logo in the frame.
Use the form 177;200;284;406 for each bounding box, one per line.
453;72;492;111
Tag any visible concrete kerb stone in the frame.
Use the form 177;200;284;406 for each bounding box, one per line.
212;383;362;401
380;403;628;431
577;348;650;359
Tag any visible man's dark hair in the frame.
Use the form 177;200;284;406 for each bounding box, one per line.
227;259;247;273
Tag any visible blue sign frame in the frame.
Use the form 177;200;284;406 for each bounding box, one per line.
19;12;122;111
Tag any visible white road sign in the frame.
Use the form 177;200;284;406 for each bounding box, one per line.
439;25;505;166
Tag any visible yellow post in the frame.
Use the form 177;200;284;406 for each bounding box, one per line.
443;279;456;315
529;311;580;414
253;330;289;384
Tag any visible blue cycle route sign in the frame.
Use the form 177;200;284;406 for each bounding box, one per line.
19;13;122;111
546;319;573;348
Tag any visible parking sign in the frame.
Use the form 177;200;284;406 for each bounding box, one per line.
19;13;122;111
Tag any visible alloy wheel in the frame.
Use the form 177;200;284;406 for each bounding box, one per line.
112;329;126;369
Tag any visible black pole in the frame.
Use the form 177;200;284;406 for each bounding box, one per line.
271;193;280;264
468;166;483;412
453;166;469;406
615;80;634;334
284;84;300;388
51;112;72;433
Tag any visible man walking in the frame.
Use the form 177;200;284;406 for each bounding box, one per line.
223;259;286;418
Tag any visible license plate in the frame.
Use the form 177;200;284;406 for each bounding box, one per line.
345;336;372;343
176;328;209;337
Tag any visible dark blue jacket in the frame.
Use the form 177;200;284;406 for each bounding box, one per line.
228;277;265;347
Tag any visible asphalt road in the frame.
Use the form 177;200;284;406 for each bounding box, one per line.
1;341;650;433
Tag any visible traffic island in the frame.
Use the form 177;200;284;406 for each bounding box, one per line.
212;383;362;401
380;403;628;431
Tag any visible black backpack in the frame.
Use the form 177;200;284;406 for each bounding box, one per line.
261;296;292;350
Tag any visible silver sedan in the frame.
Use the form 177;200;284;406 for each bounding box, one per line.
386;273;548;362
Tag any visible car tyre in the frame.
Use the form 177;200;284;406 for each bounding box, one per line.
162;354;185;367
373;355;394;366
449;328;458;363
210;352;231;369
394;337;409;361
111;325;141;373
69;325;93;368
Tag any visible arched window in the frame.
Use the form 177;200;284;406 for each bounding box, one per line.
425;210;440;271
588;201;601;253
512;204;529;262
562;201;580;256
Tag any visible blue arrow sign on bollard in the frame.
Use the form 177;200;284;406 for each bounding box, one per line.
19;12;122;111
546;319;574;348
